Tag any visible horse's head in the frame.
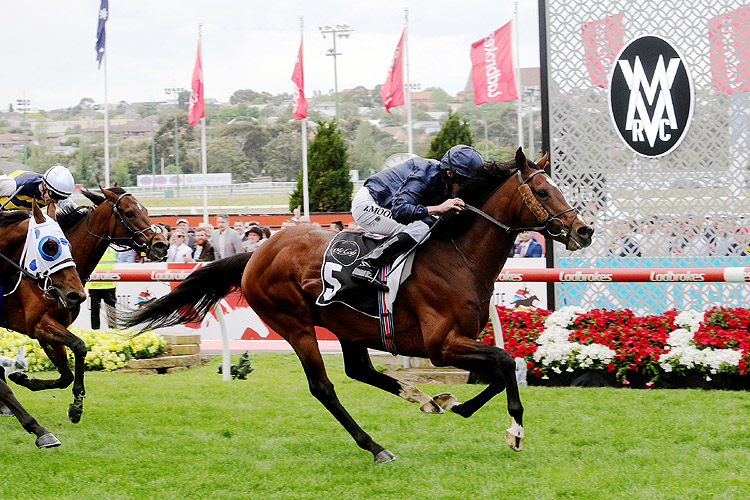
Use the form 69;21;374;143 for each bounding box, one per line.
28;200;87;309
514;148;594;251
82;187;169;261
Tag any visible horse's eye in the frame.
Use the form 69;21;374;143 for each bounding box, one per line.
536;189;549;198
125;211;135;218
42;239;58;256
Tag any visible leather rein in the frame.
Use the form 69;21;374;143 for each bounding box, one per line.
451;167;579;297
85;192;162;253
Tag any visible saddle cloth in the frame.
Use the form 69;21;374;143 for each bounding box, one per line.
316;230;413;319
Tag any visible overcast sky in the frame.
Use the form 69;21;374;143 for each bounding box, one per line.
1;1;540;111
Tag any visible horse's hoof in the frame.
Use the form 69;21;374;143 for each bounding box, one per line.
432;392;458;411
505;429;523;451
420;399;443;414
0;405;13;417
67;404;82;424
374;449;397;463
36;433;61;449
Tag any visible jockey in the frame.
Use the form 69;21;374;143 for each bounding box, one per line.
350;144;483;291
0;165;77;212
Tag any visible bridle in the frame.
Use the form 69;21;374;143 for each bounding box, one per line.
86;192;163;253
451;167;580;298
464;168;579;242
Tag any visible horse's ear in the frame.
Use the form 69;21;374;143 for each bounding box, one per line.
515;147;529;172
32;199;46;224
536;152;550;169
82;188;106;206
46;201;57;221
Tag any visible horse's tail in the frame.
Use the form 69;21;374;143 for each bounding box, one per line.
120;252;252;333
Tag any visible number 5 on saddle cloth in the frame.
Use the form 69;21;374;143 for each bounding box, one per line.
316;231;415;355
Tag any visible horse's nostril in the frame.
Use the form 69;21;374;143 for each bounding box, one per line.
67;291;85;306
578;225;594;238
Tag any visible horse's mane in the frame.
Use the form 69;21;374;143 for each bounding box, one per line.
431;159;519;240
0;210;30;227
56;187;128;232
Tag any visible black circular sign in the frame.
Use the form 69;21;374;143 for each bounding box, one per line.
608;35;694;157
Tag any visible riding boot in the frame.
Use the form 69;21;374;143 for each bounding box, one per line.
351;232;417;292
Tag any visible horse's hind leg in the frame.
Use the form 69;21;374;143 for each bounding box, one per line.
340;342;442;414
0;377;60;448
286;332;396;463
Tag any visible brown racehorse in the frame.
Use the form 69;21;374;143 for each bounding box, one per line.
0;201;87;448
6;187;168;423
123;149;594;462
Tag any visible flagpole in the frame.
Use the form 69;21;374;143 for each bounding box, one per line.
404;8;413;155
514;1;523;150
300;17;309;219
199;24;208;224
103;52;110;187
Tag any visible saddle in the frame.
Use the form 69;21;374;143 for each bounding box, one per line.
316;231;414;354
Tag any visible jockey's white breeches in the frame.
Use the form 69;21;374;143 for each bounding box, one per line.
351;186;430;240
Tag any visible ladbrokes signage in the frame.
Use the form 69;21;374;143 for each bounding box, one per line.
608;35;694;157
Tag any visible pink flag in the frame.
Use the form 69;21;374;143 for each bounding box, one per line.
292;37;307;120
188;43;204;127
709;6;750;96
581;13;624;88
471;22;517;105
381;29;405;113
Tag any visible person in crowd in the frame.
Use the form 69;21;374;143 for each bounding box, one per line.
191;227;216;262
115;248;136;263
727;227;750;256
175;218;195;250
243;226;266;253
512;232;543;258
86;246;118;330
234;220;247;240
212;214;244;259
350;144;483;291
260;226;272;239
330;220;345;232
166;230;192;263
280;219;297;230
0;165;77;211
609;221;642;257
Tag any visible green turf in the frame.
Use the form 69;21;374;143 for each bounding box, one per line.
3;353;750;500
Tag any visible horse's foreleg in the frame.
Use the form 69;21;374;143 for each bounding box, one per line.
340;342;442;414
0;379;60;448
290;334;395;463
428;332;524;451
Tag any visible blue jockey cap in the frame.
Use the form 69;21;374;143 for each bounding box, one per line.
440;145;483;178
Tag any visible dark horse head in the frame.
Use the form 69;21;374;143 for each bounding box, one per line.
440;147;594;251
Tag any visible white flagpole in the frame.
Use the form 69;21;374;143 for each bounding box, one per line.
199;24;208;224
103;51;110;187
301;17;309;219
514;1;523;150
404;8;413;155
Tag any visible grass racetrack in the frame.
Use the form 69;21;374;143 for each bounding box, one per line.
3;353;750;500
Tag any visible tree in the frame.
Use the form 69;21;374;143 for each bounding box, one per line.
289;119;352;212
426;110;473;160
262;131;302;181
349;121;378;177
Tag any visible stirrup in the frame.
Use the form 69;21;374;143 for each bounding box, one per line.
351;266;390;292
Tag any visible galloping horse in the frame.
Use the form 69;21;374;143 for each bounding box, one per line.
6;187;167;423
0;201;87;447
124;149;593;462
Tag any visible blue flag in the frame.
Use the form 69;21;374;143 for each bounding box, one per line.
96;0;108;68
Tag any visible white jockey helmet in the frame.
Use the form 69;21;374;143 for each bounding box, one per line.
42;165;75;198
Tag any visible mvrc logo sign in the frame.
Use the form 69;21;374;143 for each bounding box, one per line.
608;35;694;157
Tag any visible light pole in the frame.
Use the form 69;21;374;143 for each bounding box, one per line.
319;24;353;118
164;87;185;195
474;119;489;159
